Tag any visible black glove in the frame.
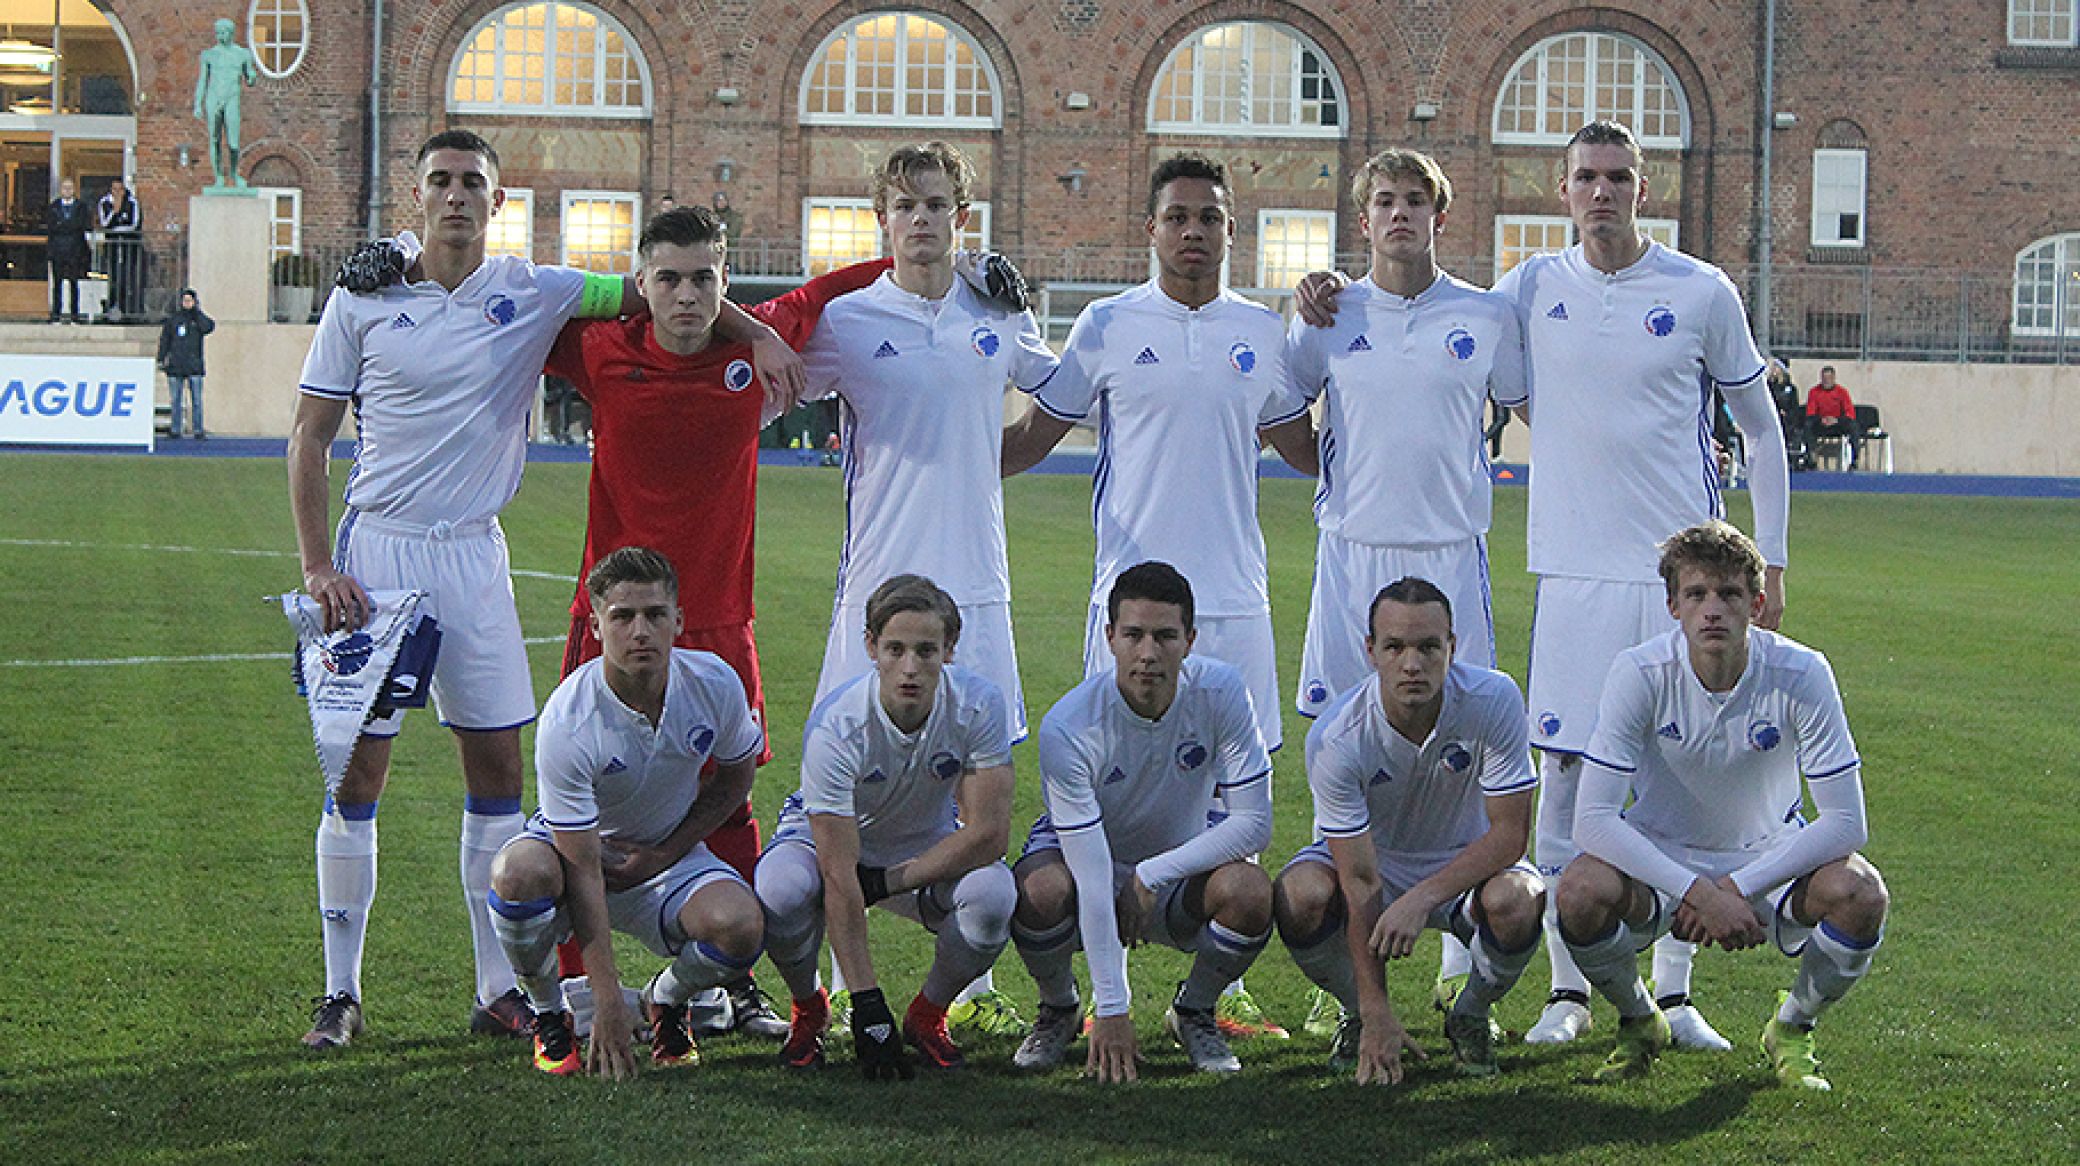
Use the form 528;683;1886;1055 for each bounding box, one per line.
335;240;410;293
849;988;913;1081
856;863;892;906
979;252;1030;313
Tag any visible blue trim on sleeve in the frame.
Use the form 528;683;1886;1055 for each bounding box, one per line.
1713;365;1767;388
1032;392;1086;422
300;383;354;400
1319;823;1370;839
1215;768;1270;791
1484;776;1540;795
1583;753;1635;774
542;814;599;832
1021;365;1062;397
1055;814;1103;833
1805;758;1861;781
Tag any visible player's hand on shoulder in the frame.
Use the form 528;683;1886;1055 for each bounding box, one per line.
334;236;417;294
954;249;1031;313
1294;270;1349;329
849;988;913;1081
1084;1013;1140;1084
751;330;808;421
303;564;373;633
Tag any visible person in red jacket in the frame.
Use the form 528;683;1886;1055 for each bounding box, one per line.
1804;366;1861;469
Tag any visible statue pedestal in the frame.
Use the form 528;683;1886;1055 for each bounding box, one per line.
187;194;271;323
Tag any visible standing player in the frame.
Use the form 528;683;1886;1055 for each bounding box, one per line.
1274;578;1543;1084
1496;122;1791;1049
1009;562;1276;1079
755;576;1017;1077
1281;149;1526;1034
543;206;888;1040
288;129;798;1050
486;548;767;1076
1555;522;1886;1089
799;142;1056;1035
1000;155;1311;1039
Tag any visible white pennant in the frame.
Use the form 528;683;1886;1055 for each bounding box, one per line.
282;590;426;792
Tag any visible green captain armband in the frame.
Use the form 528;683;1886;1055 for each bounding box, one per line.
577;271;625;318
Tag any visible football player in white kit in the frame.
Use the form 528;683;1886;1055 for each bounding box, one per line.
1009;562;1276;1079
1496;121;1791;1050
1555;522;1886;1090
796;141;1053;1037
1001;153;1313;753
755;575;1017;1078
289;129;804;1051
1274;578;1544;1085
1280;149;1527;1034
484;548;768;1077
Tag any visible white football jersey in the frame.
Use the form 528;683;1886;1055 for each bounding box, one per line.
796;663;1012;868
534;649;764;847
1287;273;1526;547
1037;655;1271;886
1584;627;1859;858
299;259;590;526
1494;243;1772;581
801;274;1058;608
1032;283;1308;618
1308;664;1536;889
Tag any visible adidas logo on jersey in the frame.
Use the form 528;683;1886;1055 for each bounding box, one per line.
1369;768;1393;786
1657;721;1683;741
603;756;628;775
1133;347;1161;365
390;312;417;330
1546;302;1569;321
873;340;900;359
1346;334;1372;353
864;767;888;783
1103;766;1127;785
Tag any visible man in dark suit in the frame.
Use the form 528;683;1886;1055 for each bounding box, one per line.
46;178;90;323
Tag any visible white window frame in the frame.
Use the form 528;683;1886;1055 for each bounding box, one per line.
449;1;652;118
248;0;310;79
1493;214;1679;279
800;196;992;275
254;185;301;261
2012;232;2080;338
1810;148;1867;248
1491;32;1688;149
487;188;534;259
798;12;1002;129
1254;209;1335;290
2008;1;2078;46
560;190;640;274
1148;22;1345;139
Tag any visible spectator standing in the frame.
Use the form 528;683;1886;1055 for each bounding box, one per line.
46;178;90;323
98;177;143;320
158;288;215;438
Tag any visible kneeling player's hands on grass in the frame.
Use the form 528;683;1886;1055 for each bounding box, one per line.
1085;1013;1139;1084
849;989;913;1081
1355;1013;1425;1086
1294;270;1348;328
751;331;808;421
1369;896;1430;961
589;994;639;1081
597;839;671;893
303;564;373;633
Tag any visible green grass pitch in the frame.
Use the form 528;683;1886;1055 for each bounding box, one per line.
0;454;2074;1164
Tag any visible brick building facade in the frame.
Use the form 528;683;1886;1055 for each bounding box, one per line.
24;0;2080;349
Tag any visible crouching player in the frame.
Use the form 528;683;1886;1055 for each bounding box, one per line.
486;547;767;1076
755;575;1016;1077
1011;562;1274;1080
1274;578;1544;1084
1557;521;1887;1089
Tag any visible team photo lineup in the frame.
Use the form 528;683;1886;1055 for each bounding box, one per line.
286;117;1887;1096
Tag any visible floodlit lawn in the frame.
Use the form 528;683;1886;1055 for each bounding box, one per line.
1;455;2074;1163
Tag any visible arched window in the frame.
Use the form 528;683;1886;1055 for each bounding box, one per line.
1148;22;1343;137
2013;233;2080;337
1492;32;1687;148
800;11;1000;128
449;2;651;117
249;0;309;79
